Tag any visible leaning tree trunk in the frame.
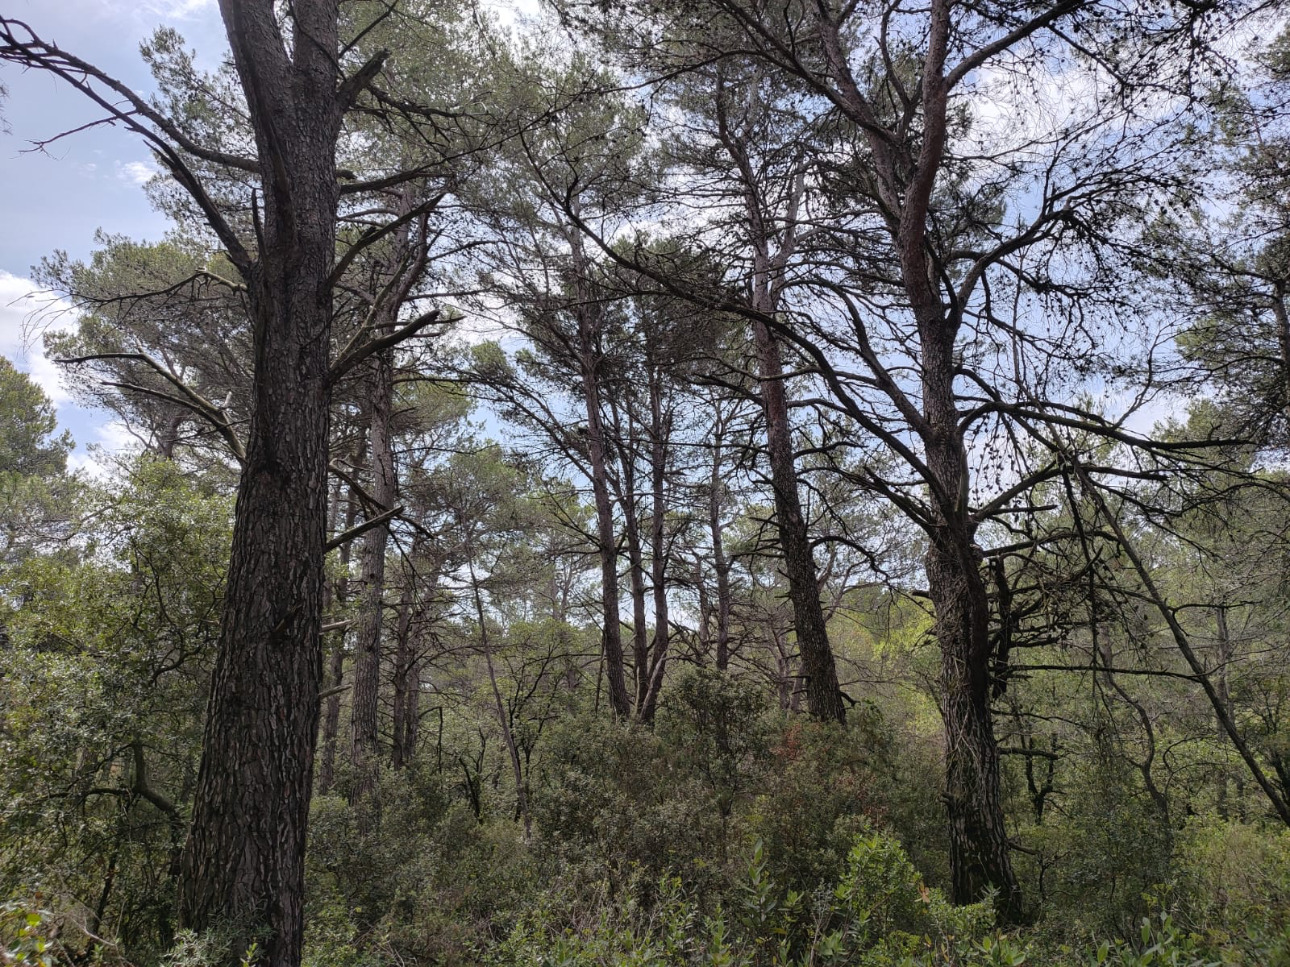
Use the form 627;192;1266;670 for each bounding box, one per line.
753;320;846;723
177;2;343;964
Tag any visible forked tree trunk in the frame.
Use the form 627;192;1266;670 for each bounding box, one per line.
804;0;1022;910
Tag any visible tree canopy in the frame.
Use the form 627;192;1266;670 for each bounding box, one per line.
4;2;1290;965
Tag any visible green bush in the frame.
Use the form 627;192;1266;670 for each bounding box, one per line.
1170;818;1290;965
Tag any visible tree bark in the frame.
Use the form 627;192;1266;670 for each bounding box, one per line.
570;229;632;718
391;582;418;772
638;365;671;723
708;407;734;673
753;321;846;723
319;483;358;795
813;0;1018;912
177;3;343;964
349;347;396;804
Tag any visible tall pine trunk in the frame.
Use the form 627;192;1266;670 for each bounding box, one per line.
753;320;845;723
920;318;1022;920
639;366;671;723
707;409;733;672
177;3;343;963
570;230;632;718
350;348;396;803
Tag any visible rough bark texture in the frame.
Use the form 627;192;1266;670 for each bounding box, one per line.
916;217;1022;924
177;2;342;963
804;0;1022;912
753;321;846;724
926;526;1022;919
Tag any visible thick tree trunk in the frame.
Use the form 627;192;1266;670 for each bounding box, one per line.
920;320;1022;920
177;285;333;963
753;320;845;723
927;534;1022;920
350;349;396;804
177;3;342;964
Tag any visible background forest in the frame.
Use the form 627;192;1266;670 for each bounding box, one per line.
4;0;1290;965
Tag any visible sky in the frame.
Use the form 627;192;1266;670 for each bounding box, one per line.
0;0;541;471
0;0;225;468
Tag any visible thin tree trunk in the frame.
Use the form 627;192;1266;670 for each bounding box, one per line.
391;583;416;771
621;481;651;710
708;405;733;672
350;347;396;804
608;393;653;712
717;82;843;721
320;470;359;795
570;228;631;717
468;553;532;840
1077;463;1290;828
639;367;670;723
753;320;845;723
1215;605;1233;818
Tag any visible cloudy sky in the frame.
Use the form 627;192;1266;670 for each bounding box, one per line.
1;0;539;469
1;0;226;466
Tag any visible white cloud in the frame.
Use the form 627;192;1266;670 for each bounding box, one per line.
115;159;157;186
148;0;217;17
0;271;75;405
67;421;138;479
79;0;216;21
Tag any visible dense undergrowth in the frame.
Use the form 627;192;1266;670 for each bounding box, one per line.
1;459;1287;966
10;669;1287;966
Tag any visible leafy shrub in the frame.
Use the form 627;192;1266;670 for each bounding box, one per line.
1169;818;1290;964
490;825;1014;967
